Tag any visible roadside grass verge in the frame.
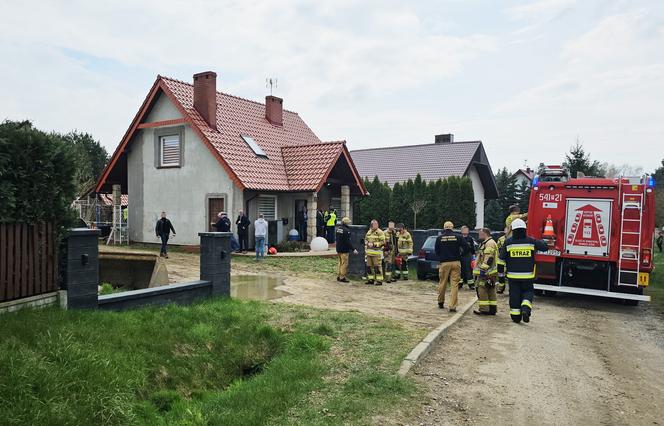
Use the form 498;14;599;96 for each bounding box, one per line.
0;298;422;425
649;251;664;313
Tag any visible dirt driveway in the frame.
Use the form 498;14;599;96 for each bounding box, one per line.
398;293;664;425
99;245;475;330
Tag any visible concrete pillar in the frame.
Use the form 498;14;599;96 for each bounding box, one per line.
307;192;318;243
199;232;231;296
341;185;350;219
62;228;100;309
347;224;368;278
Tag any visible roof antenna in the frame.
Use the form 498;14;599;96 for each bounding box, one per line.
266;77;278;96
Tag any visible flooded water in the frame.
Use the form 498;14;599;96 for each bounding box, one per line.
231;275;290;301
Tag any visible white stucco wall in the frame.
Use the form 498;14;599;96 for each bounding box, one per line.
127;93;239;245
467;165;485;229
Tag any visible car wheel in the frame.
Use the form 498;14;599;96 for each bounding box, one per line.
417;271;427;280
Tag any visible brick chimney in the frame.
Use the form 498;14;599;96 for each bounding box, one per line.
193;71;217;129
265;95;283;126
435;134;454;144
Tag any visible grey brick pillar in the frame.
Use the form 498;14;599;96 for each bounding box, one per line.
199;232;231;297
347;225;368;278
63;228;100;309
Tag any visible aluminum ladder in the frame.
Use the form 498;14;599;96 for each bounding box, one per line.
617;186;643;287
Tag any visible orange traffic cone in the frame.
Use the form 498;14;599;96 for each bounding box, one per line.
543;215;555;239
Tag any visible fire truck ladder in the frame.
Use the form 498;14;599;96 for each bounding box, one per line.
617;191;643;287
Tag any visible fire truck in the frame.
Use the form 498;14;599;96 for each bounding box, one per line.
527;165;656;303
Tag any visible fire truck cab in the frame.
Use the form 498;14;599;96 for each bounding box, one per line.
527;166;656;303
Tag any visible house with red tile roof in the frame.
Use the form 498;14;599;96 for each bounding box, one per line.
350;134;498;228
95;71;366;245
512;167;535;187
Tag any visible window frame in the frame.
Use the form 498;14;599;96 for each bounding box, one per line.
154;126;185;169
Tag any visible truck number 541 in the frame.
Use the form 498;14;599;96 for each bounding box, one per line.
539;193;562;202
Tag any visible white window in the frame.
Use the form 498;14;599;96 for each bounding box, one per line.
257;196;277;221
160;134;181;167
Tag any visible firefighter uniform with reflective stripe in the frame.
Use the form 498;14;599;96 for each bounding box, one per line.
383;228;398;282
498;237;548;323
495;235;507;293
395;230;413;279
473;238;498;314
365;228;386;284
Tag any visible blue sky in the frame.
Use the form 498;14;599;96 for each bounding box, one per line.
1;0;662;174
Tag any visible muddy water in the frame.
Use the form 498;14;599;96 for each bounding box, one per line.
231;275;289;301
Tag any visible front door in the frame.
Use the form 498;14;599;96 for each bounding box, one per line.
295;199;307;241
208;198;225;231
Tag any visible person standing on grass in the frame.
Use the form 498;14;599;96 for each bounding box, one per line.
236;209;250;253
254;214;268;260
335;217;358;282
155;211;176;258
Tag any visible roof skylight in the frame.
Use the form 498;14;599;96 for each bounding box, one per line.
241;135;267;158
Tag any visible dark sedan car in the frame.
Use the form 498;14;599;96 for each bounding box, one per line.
416;231;503;280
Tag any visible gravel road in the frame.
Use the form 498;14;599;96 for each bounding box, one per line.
401;293;664;426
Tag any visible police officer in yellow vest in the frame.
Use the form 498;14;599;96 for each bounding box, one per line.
473;228;499;315
395;223;413;280
325;209;337;244
497;219;548;323
365;220;386;285
505;204;528;238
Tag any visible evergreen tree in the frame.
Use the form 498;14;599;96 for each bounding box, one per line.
61;131;109;195
515;180;531;213
0;120;77;228
563;142;606;178
484;167;519;231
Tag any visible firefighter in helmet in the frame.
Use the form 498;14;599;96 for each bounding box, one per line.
497;218;548;323
383;221;398;283
505;204;528;238
473;228;499;315
395;223;413;280
364;219;386;285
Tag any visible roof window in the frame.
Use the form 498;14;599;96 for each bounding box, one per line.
241;135;267;158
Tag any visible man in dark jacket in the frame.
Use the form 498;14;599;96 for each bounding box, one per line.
497;218;548;323
335;217;358;282
434;221;469;312
316;208;325;237
155;211;176;258
212;212;232;232
235;209;250;253
459;225;476;290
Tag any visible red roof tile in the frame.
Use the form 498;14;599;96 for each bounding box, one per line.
96;75;366;195
162;77;330;191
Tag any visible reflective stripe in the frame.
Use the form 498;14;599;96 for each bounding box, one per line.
507;243;535;249
507;271;536;279
510;309;521;315
488;301;498;306
497;259;506;266
366;249;382;256
521;300;532;308
478;300;491;306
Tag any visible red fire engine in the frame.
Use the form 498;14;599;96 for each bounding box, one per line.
527;165;656;303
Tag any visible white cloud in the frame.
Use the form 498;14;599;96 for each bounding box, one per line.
507;0;576;22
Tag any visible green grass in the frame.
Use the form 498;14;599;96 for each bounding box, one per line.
648;251;664;313
232;255;339;276
0;299;422;425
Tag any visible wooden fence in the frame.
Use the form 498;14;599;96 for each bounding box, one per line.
0;223;57;303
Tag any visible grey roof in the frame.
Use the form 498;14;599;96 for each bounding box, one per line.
350;141;498;199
